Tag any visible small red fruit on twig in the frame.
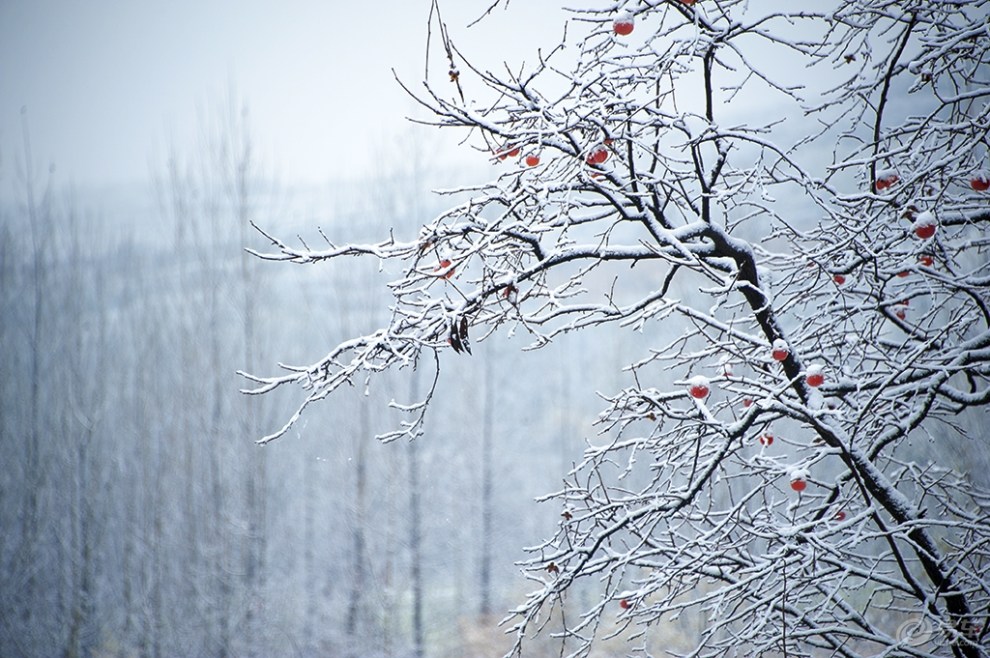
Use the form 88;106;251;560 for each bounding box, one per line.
875;169;898;191
834;510;847;521
496;145;520;161
586;145;610;165
805;365;825;388
788;467;809;492
687;375;710;400
613;15;634;35
525;154;541;167
759;433;774;447
833;274;846;285
771;339;789;362
913;211;937;240
918;254;934;267
742;397;753;408
619;598;632;610
435;259;455;279
970;172;990;191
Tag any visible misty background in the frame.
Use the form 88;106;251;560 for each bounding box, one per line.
3;1;989;657
0;2;625;657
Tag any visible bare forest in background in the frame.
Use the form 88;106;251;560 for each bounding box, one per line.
0;102;614;657
4;1;990;657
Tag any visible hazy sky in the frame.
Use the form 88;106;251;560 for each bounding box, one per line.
0;1;571;189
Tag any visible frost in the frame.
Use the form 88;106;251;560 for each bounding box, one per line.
246;2;990;657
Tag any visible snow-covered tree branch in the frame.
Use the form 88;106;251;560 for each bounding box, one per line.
245;1;990;655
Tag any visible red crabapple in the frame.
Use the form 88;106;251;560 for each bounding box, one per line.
586;146;610;165
687;375;710;400
875;169;899;191
805;365;825;388
435;259;455;279
613;15;634;35
913;212;937;239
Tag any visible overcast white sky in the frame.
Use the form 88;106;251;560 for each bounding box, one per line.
0;1;576;189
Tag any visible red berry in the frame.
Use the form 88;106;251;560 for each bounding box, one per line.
918;254;934;267
875;171;898;191
613;17;634;36
687;375;710;400
742;397;753;408
834;510;847;521
771;339;789;362
897;269;910;278
525;154;540;167
790;478;807;492
680;0;696;4
619;598;632;610
895;306;907;320
435;259;455;279
806;365;825;388
971;174;990;191
833;274;846;285
496;145;520;161
586;146;610;166
759;433;774;446
913;212;937;239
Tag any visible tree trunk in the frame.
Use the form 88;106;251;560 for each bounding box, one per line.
479;356;495;617
408;370;424;658
345;398;369;656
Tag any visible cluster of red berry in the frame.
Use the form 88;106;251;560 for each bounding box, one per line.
875;170;990;194
684;342;832;495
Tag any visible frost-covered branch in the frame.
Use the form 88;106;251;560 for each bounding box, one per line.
248;1;990;656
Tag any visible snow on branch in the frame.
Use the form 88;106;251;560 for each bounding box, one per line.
247;1;990;656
